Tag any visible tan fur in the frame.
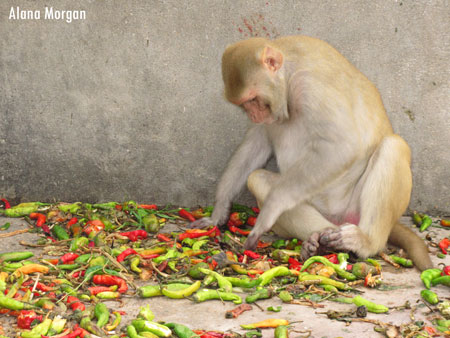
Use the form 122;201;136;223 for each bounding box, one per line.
193;36;432;270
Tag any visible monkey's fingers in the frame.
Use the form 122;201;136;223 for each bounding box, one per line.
243;232;259;251
190;217;215;229
300;232;321;261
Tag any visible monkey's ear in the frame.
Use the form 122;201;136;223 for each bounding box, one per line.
261;46;283;73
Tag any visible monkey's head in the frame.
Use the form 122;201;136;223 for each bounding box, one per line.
222;38;288;124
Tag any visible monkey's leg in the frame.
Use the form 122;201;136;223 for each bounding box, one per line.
319;135;432;270
247;169;338;258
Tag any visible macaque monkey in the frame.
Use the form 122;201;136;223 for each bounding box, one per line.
192;36;432;271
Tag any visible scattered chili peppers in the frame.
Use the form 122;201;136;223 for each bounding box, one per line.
120;230;148;241
438;238;450;254
93;274;128;293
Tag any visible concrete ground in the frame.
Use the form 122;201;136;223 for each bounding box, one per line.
0;216;449;338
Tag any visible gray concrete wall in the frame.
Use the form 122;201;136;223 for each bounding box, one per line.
0;0;449;213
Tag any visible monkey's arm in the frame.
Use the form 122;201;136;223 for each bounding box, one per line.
245;137;359;249
192;125;272;228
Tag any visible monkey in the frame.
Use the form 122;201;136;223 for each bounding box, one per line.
192;35;432;271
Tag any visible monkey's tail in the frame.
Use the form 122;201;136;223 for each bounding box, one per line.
388;222;433;271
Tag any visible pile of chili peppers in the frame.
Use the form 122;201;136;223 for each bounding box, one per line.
0;199;448;337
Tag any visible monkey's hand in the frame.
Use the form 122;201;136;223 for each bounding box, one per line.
300;232;321;261
243;232;259;251
318;224;362;253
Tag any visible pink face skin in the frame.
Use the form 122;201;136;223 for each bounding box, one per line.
239;96;275;124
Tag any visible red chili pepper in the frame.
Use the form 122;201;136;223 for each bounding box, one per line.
17;310;42;329
66;295;85;311
252;207;260;214
247;216;257;226
120;230;148;242
83;219;105;235
346;264;353;271
59;253;79;264
229;212;247;226
178;209;196;222
228;224;250;236
0;198;11;209
244;250;261;260
42;326;84;338
35;282;55;292
441;266;450;276
178;226;219;241
93;274;128;293
138;204;157;210
157;234;172;242
441;219;450;227
29;213;46;227
117;248;137;262
438;238;450;255
88;286;114;295
324;253;338;264
67;217;78;228
115;204;123;211
288;257;302;271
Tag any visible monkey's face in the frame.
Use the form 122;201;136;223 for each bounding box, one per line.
240;96;275;124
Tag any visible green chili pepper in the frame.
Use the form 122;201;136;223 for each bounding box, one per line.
96;291;120;299
431;275;450;287
165;322;197;338
301;256;356;281
412;212;423;226
419;215;433;232
194;289;242;304
138;285;163;298
0;292;34;310
267;305;282;312
199;268;233;292
106;311;122;331
245;288;272;303
94;301;109;328
75;253;92;264
352;262;378;279
278;290;293;303
55;264;79;270
0;251;34;263
21;318;52;338
128;325;147;338
83;265;104;281
93;202;118;210
89;256;107;267
352;296;388;313
420;289;439;305
437;252;446;259
58;202;81;214
420;268;442;289
389;255;413;267
272;249;301;263
191;239;209;251
60;284;78;296
51;225;70;240
132;319;172;337
188;262;210;280
272;239;286;249
34;298;55;310
143;214;160;233
274;325;289;338
298;273;350;290
0;206;38;217
70;237;89;251
231;203;256;216
0;222;11;230
322;284;339;293
258;266;291;286
224;276;260;288
161;281;201;299
138;305;155;321
130;257;142;273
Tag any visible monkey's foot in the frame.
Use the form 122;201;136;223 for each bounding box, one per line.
319;223;360;252
300;231;321;261
190;217;215;229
